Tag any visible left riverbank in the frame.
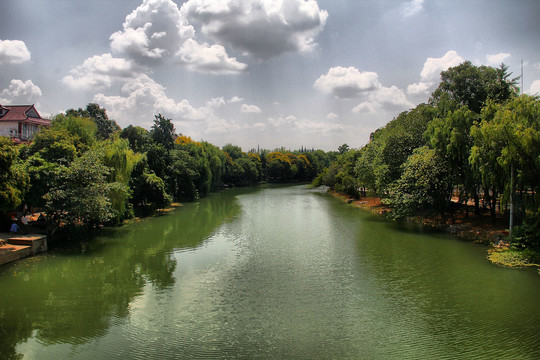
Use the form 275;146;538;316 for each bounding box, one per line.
0;233;47;266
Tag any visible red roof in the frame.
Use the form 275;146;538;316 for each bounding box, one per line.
0;104;51;126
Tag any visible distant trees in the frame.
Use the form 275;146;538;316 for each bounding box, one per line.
0;103;333;240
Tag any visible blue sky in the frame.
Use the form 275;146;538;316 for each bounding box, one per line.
1;0;539;151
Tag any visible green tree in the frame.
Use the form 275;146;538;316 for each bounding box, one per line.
66;103;120;140
44;150;125;234
120;125;152;153
470;95;540;225
430;61;519;114
150;114;175;150
427;105;480;215
0;137;29;211
388;146;451;221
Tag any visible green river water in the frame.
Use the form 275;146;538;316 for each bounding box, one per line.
0;185;539;359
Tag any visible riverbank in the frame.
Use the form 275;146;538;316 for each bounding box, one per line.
328;190;540;270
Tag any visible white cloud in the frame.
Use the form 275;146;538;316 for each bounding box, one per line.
0;39;31;64
206;97;226;108
252;122;266;130
294;119;344;132
240;103;262;113
530;80;540;95
62;53;138;90
402;0;424;17
268;115;296;127
352;101;377;114
110;0;194;63
326;112;339;120
315;66;412;112
314;67;379;99
0;79;42;104
407;81;433;96
93;74;211;127
486;52;511;66
177;38;247;74
407;50;464;96
181;0;328;60
228;96;244;103
420;50;464;82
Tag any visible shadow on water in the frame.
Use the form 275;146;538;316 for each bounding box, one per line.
0;187;255;360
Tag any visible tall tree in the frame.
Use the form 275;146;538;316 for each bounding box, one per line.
150;114;175;150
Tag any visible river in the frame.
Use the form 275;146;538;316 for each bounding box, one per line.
0;185;539;359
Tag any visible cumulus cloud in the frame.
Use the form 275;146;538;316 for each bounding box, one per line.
181;0;328;60
401;0;424;17
352;101;377;114
406;81;432;96
0;79;42;104
315;66;412;112
93;74;211;126
0;39;31;64
240;103;262;113
62;53;138;90
314;67;379;99
420;50;464;82
110;0;194;63
530;80;540;95
178;38;247;74
407;50;464;96
486;52;511;66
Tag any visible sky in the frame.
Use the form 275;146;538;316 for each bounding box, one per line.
1;0;539;151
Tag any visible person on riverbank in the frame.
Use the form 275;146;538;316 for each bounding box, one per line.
21;215;29;234
10;222;19;234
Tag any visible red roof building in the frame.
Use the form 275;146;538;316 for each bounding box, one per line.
0;104;51;141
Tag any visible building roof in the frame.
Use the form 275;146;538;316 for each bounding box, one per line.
0;104;51;126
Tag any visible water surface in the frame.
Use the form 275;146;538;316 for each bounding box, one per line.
1;185;539;359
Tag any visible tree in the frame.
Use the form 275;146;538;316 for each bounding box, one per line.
0;137;28;211
150;114;175;150
120;125;151;153
338;143;349;154
430;61;519;114
427;105;480;215
66;103;120;140
222;144;243;160
44;150;125;233
388;146;451;221
470;95;540;225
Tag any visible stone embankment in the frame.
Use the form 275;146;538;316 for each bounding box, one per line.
0;234;47;266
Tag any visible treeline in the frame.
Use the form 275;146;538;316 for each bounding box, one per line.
313;61;539;250
1;104;334;238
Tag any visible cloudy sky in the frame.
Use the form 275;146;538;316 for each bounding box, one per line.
1;0;539;151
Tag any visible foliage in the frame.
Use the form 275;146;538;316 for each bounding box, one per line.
120;125;151;153
44;150;124;228
387;146;451;220
66;103;120;140
150;114;175;150
0;137;28;211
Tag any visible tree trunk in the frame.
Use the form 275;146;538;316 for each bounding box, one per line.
490;191;497;226
474;191;480;215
